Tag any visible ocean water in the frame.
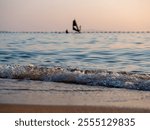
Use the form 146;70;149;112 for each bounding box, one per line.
0;32;150;91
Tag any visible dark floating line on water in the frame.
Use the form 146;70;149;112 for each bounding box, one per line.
0;31;150;34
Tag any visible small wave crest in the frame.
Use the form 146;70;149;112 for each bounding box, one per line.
0;64;150;91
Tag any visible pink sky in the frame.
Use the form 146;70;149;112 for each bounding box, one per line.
0;0;150;31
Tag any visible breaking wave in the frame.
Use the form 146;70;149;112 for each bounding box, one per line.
0;64;150;91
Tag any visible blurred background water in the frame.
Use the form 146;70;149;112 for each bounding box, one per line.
0;32;150;73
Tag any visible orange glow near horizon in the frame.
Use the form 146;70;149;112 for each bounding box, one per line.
0;0;150;31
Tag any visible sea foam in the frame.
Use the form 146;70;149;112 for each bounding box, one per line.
0;64;150;91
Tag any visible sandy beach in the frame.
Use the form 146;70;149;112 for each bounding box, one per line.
0;78;150;113
1;104;150;113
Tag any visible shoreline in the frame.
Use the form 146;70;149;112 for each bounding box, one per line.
0;78;150;113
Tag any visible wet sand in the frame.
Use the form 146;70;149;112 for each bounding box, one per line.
0;78;150;113
1;104;150;113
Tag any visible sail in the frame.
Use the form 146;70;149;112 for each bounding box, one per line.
72;19;81;33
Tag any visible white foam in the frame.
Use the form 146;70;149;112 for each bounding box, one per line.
0;64;150;91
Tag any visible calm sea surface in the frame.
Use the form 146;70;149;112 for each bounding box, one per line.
0;32;149;73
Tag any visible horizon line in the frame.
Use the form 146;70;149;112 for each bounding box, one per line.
0;31;150;33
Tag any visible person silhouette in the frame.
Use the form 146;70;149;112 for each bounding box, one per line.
66;29;69;33
72;19;81;33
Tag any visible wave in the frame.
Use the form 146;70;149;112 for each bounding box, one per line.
0;64;150;91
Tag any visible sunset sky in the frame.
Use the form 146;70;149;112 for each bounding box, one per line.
0;0;150;31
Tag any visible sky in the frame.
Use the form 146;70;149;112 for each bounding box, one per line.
0;0;150;32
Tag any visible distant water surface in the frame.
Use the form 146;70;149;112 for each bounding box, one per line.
0;32;149;73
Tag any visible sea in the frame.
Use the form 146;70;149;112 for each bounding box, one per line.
0;32;150;91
